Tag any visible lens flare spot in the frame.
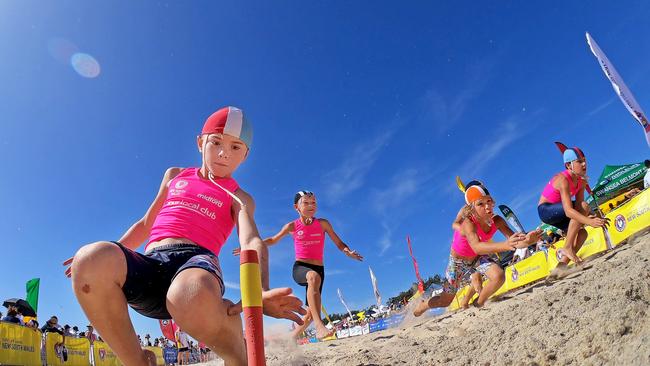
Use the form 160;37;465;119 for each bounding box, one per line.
70;53;101;78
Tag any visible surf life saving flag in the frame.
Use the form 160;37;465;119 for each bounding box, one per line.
586;32;650;147
25;278;40;315
406;236;425;293
159;319;177;342
368;266;382;307
336;288;354;320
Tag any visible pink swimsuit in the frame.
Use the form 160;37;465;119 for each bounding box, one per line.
451;216;497;257
541;170;582;204
293;218;325;261
147;168;239;256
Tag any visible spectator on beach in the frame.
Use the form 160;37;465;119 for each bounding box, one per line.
41;316;65;348
71;325;79;336
644;160;650;189
26;319;39;329
144;333;152;346
63;324;75;336
2;306;23;325
86;324;97;344
175;327;190;365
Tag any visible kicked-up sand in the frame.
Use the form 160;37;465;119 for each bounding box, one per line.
204;229;650;365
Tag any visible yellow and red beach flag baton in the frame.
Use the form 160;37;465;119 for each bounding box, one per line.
240;250;266;366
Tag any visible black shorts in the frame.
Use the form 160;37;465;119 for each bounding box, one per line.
292;261;324;306
178;347;189;352
114;242;224;319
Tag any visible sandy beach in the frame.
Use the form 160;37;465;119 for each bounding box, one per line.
200;229;650;365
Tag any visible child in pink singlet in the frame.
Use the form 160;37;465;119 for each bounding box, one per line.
537;145;609;271
414;181;540;316
64;106;305;365
264;190;363;340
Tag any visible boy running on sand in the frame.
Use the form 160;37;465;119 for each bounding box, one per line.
254;191;363;339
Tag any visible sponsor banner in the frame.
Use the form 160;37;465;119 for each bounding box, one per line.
46;332;91;366
348;326;363;337
504;251;549;291
94;341;121;366
144;346;164;366
335;329;350;339
0;322;41;366
362;324;370;335
369;319;387;333
576;227;608;259
163;347;178;365
607;188;650;246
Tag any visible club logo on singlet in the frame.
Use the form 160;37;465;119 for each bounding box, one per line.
511;267;519;282
615;214;627;232
175;180;188;189
296;230;304;237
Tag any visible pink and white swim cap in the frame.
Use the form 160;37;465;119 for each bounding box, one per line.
201;106;253;148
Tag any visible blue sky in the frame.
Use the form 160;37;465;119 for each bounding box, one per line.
2;1;650;339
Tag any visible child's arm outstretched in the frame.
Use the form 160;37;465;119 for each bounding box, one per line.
493;216;541;247
462;219;528;255
320;219;363;261
263;222;294;246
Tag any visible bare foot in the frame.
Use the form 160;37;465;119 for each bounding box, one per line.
413;300;429;317
558;248;582;264
315;325;334;340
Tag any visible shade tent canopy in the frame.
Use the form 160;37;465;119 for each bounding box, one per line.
586;162;647;204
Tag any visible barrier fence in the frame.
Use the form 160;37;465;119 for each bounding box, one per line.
0;322;178;366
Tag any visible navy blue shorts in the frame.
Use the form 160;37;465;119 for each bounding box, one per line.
292;261;324;306
114;242;224;319
538;202;572;232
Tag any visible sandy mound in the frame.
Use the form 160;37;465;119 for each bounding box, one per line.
260;230;650;365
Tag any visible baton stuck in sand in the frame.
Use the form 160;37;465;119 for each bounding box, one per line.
240;250;266;366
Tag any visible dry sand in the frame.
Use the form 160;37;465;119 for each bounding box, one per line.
207;229;650;365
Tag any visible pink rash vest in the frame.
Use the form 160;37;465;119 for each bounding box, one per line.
541;170;582;204
147;168;239;256
451;216;498;257
293;218;325;261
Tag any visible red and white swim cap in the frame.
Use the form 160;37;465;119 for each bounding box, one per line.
201;106;253;148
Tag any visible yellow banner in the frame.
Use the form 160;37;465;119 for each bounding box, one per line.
0;322;41;366
576;226;608;258
93;341;122;366
504;251;549;291
144;346;165;366
607;188;650;246
45;332;91;366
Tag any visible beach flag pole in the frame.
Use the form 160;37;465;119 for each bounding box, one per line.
240;250;266;366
